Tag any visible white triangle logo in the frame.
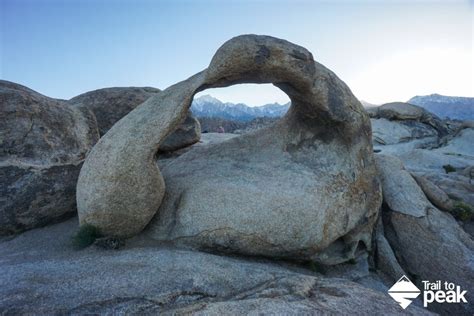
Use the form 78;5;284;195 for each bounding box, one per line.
388;275;421;309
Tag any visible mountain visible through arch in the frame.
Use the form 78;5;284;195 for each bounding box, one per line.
191;95;290;122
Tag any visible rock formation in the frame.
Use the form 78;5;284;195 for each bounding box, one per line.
2;35;473;315
370;102;448;147
158;114;201;152
68;87;161;135
370;101;474;212
0;218;430;315
376;155;474;315
68;87;201;151
412;174;454;212
77;35;382;265
0;82;202;236
0;81;100;235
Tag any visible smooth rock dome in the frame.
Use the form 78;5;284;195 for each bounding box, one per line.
77;35;382;264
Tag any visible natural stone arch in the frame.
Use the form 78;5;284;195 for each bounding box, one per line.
77;35;381;263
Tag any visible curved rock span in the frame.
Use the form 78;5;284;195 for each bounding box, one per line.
77;35;382;264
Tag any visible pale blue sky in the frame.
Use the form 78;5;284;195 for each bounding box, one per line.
1;0;472;105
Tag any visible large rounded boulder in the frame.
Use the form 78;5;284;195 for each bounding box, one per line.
76;35;382;264
0;80;99;235
68;87;161;136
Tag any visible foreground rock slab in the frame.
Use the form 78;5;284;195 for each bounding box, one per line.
0;219;430;315
77;35;382;266
0;80;99;235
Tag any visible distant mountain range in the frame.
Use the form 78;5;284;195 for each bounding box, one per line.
407;94;474;120
191;95;290;122
191;93;474;122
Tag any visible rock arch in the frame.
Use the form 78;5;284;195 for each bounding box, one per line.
77;35;381;263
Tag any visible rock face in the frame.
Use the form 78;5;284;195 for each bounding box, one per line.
375;155;433;217
0;219;431;315
373;218;407;283
68;87;161;135
412;174;454;211
370;102;448;147
77;35;382;265
371;101;474;213
375;102;447;134
436;127;474;157
376;155;474;315
158;114;201;152
68;87;201;151
0;80;99;235
377;102;426;120
371;118;438;146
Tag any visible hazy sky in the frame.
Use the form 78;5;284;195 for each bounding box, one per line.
1;0;472;106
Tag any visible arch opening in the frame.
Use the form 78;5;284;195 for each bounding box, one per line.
191;83;290;134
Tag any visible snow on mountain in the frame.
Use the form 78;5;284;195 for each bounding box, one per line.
191;95;290;122
408;94;474;120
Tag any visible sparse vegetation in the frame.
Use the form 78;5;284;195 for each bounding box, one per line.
72;224;102;249
442;164;456;173
450;201;474;222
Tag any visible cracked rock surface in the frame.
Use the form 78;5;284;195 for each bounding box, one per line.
0;80;99;235
376;154;474;315
1;82;202;236
0;218;431;315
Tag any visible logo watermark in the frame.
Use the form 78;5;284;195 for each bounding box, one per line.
388;275;420;309
388;275;468;310
422;280;467;307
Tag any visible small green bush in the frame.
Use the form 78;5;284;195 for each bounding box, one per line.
442;164;456;173
72;224;102;249
450;201;474;222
